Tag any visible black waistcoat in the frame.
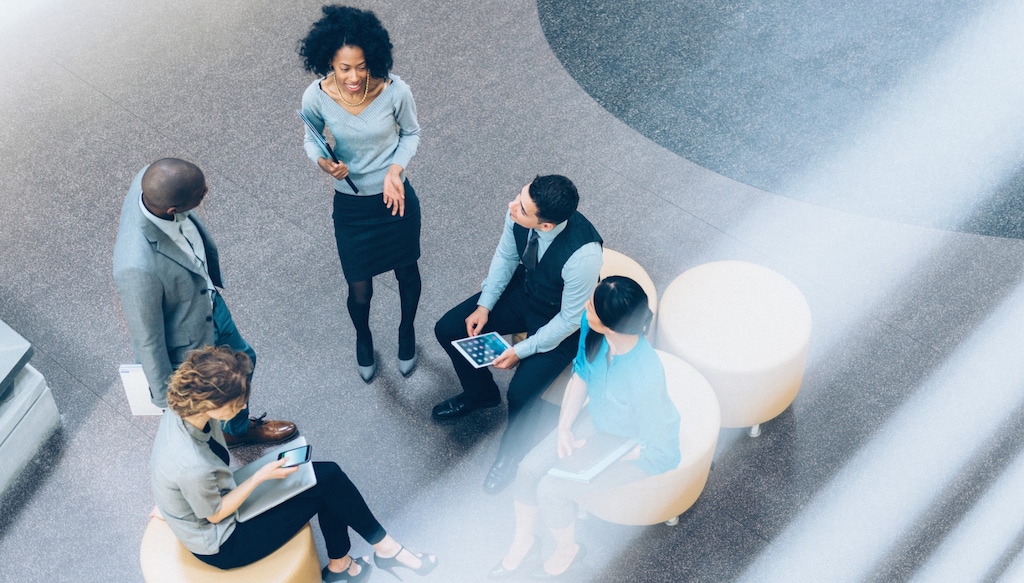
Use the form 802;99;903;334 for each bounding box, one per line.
512;212;603;322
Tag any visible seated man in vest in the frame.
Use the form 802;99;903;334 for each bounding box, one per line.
433;175;603;494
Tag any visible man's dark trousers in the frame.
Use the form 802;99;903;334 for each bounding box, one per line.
434;278;578;461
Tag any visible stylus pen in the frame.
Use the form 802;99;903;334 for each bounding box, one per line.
296;110;359;194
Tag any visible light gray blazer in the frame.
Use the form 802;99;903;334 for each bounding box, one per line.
113;166;224;407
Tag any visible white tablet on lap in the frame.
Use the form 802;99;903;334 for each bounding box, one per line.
451;332;512;368
234;436;317;522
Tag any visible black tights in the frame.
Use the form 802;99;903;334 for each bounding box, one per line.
347;262;422;365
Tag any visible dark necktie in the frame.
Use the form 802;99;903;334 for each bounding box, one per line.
207;434;230;465
522;230;539;270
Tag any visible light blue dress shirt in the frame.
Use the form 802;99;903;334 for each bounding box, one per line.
478;211;603;358
151;410;237;555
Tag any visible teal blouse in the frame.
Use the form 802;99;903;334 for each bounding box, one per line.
573;313;681;474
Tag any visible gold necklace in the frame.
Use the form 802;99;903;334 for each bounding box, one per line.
335;73;370;107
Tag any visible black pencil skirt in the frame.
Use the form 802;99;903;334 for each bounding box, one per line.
331;179;421;281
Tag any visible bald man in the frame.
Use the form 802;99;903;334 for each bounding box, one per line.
113;158;296;447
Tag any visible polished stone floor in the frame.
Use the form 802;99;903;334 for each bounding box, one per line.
1;0;1023;581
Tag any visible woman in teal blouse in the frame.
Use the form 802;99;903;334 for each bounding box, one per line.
491;276;681;579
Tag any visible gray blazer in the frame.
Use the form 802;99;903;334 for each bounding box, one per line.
113;166;224;407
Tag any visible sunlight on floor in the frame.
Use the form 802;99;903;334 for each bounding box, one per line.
785;0;1024;229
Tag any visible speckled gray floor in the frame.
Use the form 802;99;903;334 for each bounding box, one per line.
539;0;1024;238
2;1;1024;582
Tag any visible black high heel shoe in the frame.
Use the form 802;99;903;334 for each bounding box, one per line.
373;546;438;580
322;556;371;582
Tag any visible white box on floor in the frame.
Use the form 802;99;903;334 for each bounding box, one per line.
0;364;60;493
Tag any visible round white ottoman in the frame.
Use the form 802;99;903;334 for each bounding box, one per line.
656;261;811;433
599;248;659;327
577;351;720;525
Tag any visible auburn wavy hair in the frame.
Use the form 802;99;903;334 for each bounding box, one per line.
166;346;252;418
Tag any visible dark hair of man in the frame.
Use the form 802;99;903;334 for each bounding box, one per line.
166;346;253;418
141;158;205;209
528;174;579;225
585;276;653;361
299;5;394;79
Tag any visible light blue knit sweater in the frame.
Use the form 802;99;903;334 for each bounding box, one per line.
301;74;420;195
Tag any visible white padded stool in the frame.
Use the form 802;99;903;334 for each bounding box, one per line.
140;519;321;583
598;248;659;337
656;261;811;435
577;351;720;525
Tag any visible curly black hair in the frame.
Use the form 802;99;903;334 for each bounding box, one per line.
299;5;394;79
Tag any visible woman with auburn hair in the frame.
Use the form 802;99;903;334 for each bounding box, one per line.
491;276;681;579
298;5;423;383
150;346;436;581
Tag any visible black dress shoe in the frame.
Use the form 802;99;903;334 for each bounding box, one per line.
483;454;519;494
431;394;500;421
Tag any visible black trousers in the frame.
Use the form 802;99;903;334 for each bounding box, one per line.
195;462;386;570
434;279;579;461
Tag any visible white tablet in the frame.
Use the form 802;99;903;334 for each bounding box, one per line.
234;436;317;522
451;332;512;368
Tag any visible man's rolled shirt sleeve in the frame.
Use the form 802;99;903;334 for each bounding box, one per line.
477;212;520;311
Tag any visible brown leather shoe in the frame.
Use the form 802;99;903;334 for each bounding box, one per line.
224;414;298;448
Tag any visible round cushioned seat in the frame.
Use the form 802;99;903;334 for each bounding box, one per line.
577;350;720;525
598;248;659;335
140;519;321;583
656;260;812;430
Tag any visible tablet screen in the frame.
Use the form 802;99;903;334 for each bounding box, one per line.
451;332;512;368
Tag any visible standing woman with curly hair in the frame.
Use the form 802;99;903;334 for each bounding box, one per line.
150;346;437;581
299;5;422;383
